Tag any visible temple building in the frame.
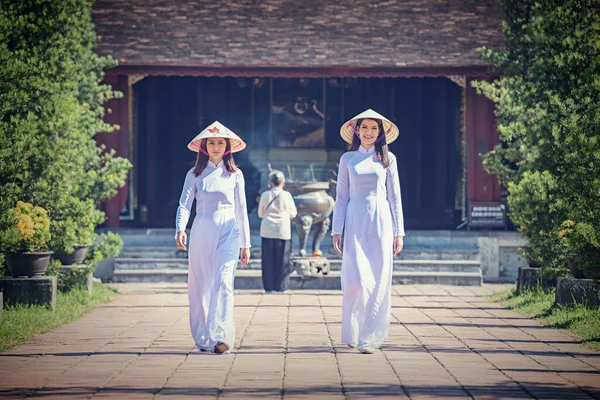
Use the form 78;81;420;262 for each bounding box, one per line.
93;0;506;231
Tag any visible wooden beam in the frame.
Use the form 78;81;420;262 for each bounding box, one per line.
105;65;499;79
465;77;502;205
98;74;130;227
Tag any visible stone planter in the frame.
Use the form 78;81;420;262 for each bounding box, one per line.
0;290;3;323
555;277;600;308
54;245;89;266
0;276;57;310
516;267;556;294
5;251;53;278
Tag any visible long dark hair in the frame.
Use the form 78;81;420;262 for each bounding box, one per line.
193;138;237;176
348;118;390;168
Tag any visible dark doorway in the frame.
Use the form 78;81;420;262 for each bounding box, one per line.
134;76;461;229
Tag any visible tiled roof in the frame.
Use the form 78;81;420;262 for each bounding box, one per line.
92;0;504;68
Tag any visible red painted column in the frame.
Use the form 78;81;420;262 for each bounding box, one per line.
97;74;130;227
465;77;502;203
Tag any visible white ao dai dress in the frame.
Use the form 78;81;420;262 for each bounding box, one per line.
332;145;405;349
176;161;251;351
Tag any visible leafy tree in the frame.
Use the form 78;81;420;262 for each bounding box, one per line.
473;0;600;277
0;0;131;259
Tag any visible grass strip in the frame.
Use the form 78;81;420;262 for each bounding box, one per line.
490;288;600;351
0;283;117;352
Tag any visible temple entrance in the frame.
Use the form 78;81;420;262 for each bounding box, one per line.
132;76;463;229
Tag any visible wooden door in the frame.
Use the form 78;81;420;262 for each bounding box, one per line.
341;77;462;229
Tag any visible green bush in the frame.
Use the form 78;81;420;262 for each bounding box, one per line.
86;231;123;265
473;0;600;277
50;199;104;254
508;171;568;269
45;231;123;292
45;258;94;293
558;220;600;279
0;0;131;264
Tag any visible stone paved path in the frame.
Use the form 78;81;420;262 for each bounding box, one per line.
0;284;599;399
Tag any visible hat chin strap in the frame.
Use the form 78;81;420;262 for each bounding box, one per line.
225;142;243;155
197;140;242;156
199;148;232;156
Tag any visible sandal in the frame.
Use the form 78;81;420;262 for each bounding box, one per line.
214;342;230;354
359;347;375;354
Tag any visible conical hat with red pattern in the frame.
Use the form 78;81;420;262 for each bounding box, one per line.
187;121;246;153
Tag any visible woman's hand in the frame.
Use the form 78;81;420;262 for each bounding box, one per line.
393;236;404;256
333;234;343;255
239;248;250;267
176;231;187;251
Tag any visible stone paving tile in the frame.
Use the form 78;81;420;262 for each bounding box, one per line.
0;284;598;399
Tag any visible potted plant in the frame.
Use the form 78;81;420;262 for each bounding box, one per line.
0;201;53;277
51;199;103;265
87;231;124;281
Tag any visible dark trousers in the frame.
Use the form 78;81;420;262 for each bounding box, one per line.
261;237;292;292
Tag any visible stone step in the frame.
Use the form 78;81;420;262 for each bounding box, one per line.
119;247;261;259
100;227;527;283
329;260;481;273
115;258;481;273
109;228;485;250
119;246;480;261
112;269;482;286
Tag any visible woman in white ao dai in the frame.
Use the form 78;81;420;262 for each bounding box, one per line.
175;122;251;355
332;110;405;354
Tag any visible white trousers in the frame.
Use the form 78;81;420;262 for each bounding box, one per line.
188;212;239;350
341;197;393;349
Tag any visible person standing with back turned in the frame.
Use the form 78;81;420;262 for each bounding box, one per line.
258;170;297;293
175;121;251;354
331;109;405;354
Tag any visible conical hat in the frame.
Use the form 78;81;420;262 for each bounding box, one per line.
187;121;247;153
340;109;399;145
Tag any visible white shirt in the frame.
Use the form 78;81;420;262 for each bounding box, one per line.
176;162;251;248
332;145;405;237
258;187;298;240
